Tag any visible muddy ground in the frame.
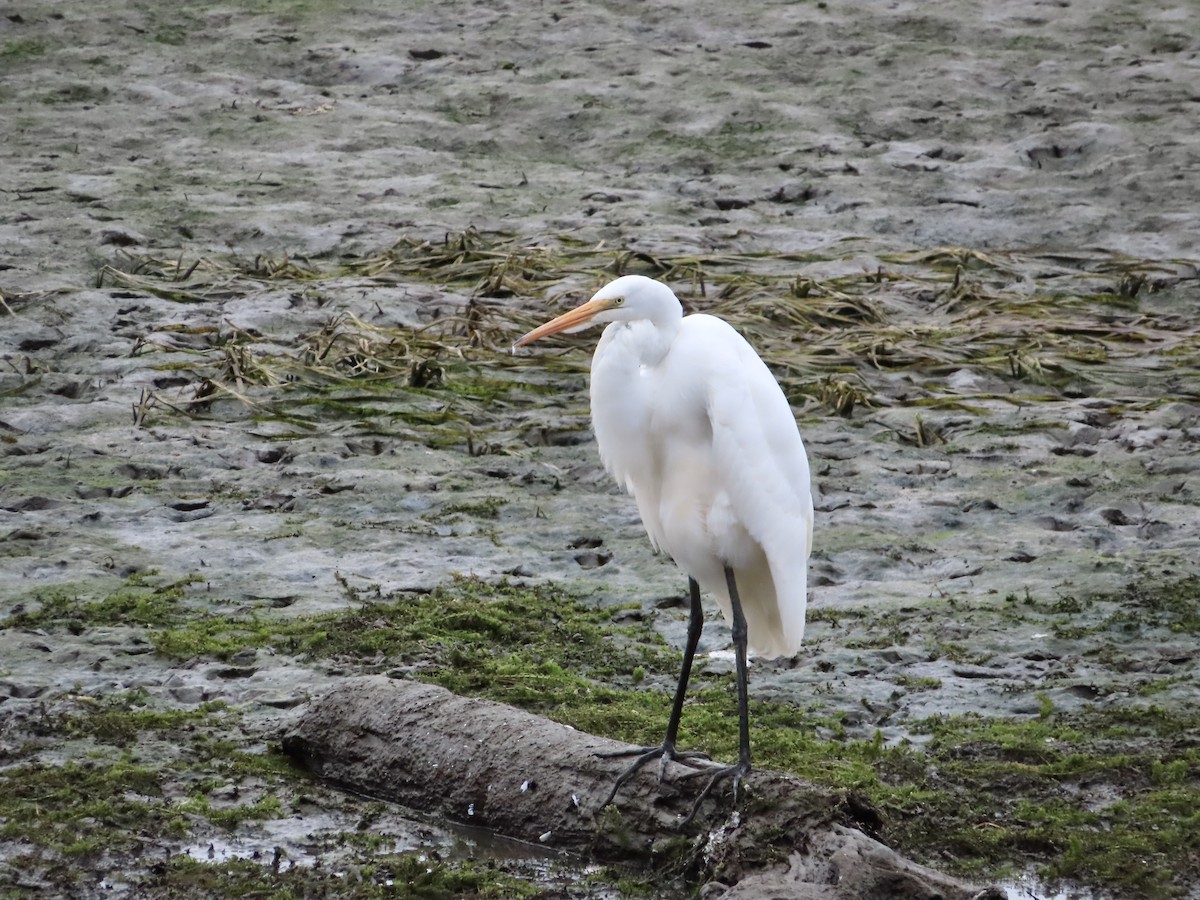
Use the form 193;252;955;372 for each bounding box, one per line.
2;1;1199;898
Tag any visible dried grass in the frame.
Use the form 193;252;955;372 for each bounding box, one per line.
109;233;1200;436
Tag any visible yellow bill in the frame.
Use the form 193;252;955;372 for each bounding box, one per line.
513;298;613;348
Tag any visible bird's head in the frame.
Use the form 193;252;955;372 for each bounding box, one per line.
514;275;681;348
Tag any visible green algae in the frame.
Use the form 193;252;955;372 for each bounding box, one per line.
0;715;294;891
0;757;181;854
141;853;542;899
2;572;203;630
0;674;579;899
3;565;1198;896
885;706;1200;894
0;39;46;61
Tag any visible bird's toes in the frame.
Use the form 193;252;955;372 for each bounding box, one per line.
595;745;655;760
658;748;711;780
677;761;752;828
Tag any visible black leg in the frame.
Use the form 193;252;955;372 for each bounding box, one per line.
597;577;710;808
729;566;752;775
664;576;705;750
679;565;752;825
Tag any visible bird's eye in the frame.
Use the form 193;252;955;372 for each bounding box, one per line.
613;297;624;305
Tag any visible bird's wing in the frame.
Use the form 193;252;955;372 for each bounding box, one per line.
689;316;814;655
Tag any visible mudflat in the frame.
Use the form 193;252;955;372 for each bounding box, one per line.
2;2;1198;898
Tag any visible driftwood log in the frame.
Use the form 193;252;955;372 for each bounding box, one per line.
282;676;1002;899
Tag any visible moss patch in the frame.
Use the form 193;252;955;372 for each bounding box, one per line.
2;572;203;632
0;694;295;896
880;706;1200;894
6;572;1200;896
7;556;1200;900
4;558;1198;897
141;853;541;899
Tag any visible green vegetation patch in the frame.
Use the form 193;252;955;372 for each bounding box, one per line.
156;576;672;718
5;570;1198;897
1009;575;1200;640
2;571;203;633
0;756;181;857
1109;575;1200;635
0;39;46;60
883;706;1200;896
0;693;297;896
142;853;541;899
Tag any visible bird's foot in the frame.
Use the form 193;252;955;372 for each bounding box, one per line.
677;758;751;828
596;742;711;808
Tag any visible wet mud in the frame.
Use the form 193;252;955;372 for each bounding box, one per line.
2;1;1199;897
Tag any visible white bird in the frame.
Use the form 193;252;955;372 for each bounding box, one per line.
514;274;813;818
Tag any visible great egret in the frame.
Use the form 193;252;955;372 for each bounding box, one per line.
514;274;813;817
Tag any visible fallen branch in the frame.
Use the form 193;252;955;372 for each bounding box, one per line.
282;676;1001;899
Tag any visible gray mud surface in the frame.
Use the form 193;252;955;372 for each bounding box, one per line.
2;1;1200;898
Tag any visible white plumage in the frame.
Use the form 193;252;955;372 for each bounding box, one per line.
589;285;812;657
515;273;814;813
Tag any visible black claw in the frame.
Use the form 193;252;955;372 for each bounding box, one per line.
679;760;751;828
597;745;663;808
596;742;712;809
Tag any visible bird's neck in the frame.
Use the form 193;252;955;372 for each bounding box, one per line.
609;315;680;366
